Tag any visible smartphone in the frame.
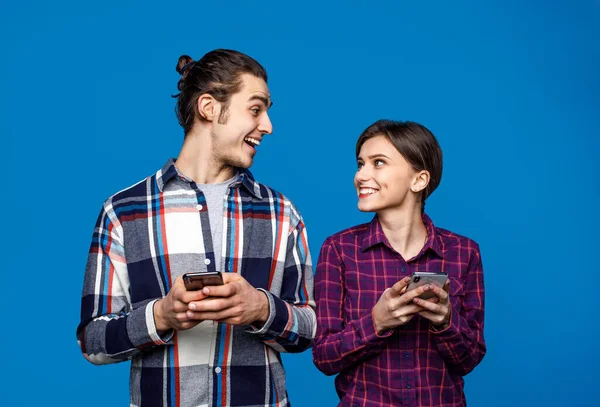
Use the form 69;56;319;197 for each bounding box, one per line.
183;271;224;291
406;272;448;299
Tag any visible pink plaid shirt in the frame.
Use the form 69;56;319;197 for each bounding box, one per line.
313;214;486;407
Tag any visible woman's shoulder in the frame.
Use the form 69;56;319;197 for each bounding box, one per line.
433;225;480;254
325;222;371;242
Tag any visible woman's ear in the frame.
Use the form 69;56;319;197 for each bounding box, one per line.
411;170;430;194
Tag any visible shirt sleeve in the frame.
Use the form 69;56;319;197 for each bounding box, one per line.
246;217;316;354
76;203;170;365
431;242;486;376
312;237;393;376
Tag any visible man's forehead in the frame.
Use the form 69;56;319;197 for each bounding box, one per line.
239;74;270;100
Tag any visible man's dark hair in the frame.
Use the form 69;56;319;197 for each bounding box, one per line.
173;49;268;135
356;120;443;211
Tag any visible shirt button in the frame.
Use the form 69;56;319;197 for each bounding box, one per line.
215;367;221;374
196;204;203;211
401;267;406;272
406;384;412;389
404;352;410;359
204;259;211;265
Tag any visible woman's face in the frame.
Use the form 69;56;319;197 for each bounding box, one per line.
354;135;423;214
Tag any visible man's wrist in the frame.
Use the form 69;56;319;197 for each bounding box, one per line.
255;289;270;324
153;299;169;332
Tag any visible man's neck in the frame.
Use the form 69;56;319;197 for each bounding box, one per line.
176;130;236;184
378;204;427;260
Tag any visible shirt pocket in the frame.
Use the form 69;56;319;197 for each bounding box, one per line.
343;267;392;323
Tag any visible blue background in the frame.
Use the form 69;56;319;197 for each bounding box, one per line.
2;1;598;406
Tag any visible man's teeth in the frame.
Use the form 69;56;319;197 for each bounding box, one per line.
360;188;378;195
245;137;260;146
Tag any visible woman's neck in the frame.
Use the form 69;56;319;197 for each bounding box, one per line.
378;205;427;260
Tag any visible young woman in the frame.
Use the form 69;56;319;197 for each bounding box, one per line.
312;120;486;407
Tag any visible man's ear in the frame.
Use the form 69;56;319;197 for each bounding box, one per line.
197;94;218;121
411;170;430;194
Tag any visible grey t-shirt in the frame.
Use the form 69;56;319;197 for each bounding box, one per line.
196;173;239;271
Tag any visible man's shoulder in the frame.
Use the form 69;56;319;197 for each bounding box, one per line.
244;178;307;229
101;169;160;211
249;179;296;207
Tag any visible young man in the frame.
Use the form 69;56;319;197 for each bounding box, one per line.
77;49;316;407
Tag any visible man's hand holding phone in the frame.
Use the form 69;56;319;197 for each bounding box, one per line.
153;276;210;333
185;272;270;327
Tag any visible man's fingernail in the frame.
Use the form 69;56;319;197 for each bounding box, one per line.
189;303;196;310
203;287;210;295
186;311;194;318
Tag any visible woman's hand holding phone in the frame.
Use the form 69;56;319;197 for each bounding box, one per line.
373;276;430;334
373;273;452;333
412;279;452;329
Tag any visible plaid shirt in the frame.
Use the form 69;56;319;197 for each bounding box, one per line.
312;214;485;407
77;159;316;407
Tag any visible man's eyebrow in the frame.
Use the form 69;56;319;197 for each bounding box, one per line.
249;95;273;108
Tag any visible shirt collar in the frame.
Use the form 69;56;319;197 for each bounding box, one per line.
156;158;262;199
360;213;444;258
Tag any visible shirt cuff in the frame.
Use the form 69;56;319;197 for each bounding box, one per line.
245;289;284;336
360;309;394;343
430;305;459;337
126;300;173;349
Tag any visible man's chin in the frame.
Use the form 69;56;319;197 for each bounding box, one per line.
227;157;254;169
239;157;254;169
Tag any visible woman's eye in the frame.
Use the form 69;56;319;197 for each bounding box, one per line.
357;162;364;170
374;159;385;166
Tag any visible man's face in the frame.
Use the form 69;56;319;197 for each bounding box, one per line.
210;74;273;169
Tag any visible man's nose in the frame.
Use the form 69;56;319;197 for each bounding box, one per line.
258;113;273;135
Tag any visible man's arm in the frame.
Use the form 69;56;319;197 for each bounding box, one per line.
248;218;316;353
76;204;168;365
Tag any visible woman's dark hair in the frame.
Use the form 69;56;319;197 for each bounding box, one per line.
356;120;443;211
173;49;268;135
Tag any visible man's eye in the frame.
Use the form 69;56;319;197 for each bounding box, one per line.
250;108;260;116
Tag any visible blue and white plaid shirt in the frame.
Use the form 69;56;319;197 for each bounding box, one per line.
77;159;316;407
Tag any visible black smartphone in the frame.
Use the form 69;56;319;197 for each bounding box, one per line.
406;272;448;299
183;271;224;291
